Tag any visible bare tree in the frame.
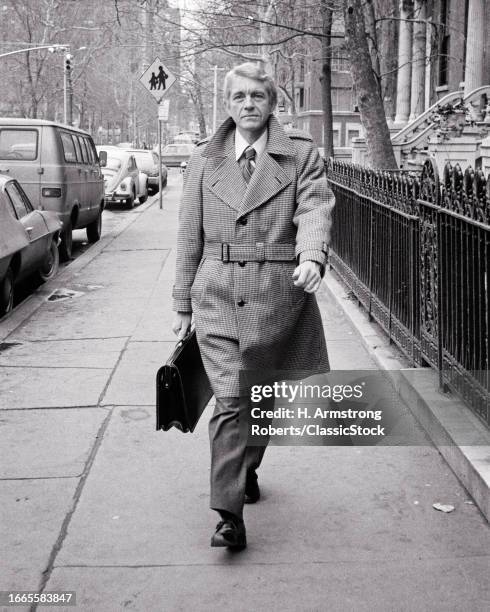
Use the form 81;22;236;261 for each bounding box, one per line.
343;0;397;168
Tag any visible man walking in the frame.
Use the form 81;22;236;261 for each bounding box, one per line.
172;62;335;548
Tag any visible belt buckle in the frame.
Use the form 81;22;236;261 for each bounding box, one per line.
221;243;230;263
256;242;265;262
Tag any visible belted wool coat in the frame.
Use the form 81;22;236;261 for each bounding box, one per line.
173;116;335;397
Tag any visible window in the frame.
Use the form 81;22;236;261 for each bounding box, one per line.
438;0;450;86
72;135;83;162
297;87;304;110
60;132;77;162
0;129;38;160
331;47;349;71
86;138;98;163
6;182;31;218
347;129;360;146
1;192;17;220
83;138;95;164
299;59;305;82
77;136;88;163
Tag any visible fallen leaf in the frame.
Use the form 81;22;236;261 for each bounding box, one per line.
432;503;454;513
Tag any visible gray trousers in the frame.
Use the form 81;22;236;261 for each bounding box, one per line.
209;396;271;518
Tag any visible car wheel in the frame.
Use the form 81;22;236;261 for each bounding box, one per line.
37;238;59;283
59;219;73;262
0;267;14;317
126;191;135;209
86;211;102;243
162;176;167;188
139;191;148;204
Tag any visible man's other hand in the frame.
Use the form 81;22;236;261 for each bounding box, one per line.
172;312;192;340
292;261;322;293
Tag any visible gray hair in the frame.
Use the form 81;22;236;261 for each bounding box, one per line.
223;62;278;109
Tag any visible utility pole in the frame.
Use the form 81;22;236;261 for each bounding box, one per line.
213;65;218;133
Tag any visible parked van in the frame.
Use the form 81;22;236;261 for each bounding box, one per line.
0;119;104;260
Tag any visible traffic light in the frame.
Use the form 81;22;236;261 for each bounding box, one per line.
65;53;72;72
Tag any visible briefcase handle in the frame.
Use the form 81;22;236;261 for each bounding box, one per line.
175;323;194;347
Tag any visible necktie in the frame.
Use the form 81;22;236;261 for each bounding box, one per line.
240;146;256;183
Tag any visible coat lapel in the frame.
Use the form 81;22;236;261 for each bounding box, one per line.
239;151;292;217
203;118;246;212
202;115;296;216
204;158;247;213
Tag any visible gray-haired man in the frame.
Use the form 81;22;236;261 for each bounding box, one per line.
173;62;335;548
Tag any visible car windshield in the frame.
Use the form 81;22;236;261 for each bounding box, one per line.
105;156;122;170
162;145;193;155
133;153;151;165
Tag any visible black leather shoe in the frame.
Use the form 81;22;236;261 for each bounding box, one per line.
211;519;247;548
244;472;260;504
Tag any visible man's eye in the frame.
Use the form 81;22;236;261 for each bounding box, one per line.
253;93;265;99
233;94;244;101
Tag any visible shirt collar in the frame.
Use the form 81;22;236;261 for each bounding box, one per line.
235;128;268;161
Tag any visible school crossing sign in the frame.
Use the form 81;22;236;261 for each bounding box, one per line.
139;57;176;102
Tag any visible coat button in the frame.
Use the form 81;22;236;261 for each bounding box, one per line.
238;261;246;267
238;217;248;225
237;299;245;307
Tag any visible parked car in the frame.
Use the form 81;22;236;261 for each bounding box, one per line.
122;148;167;194
172;131;199;144
158;143;195;169
0;175;61;316
0;118;104;262
96;147;148;208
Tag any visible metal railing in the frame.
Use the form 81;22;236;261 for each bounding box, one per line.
327;158;490;427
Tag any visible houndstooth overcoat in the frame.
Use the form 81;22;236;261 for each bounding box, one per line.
172;115;335;398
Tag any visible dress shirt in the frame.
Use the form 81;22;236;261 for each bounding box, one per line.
235;128;268;161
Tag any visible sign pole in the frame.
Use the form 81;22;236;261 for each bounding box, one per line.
158;108;163;210
138;57;176;211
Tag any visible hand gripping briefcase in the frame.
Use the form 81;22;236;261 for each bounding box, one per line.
156;329;213;433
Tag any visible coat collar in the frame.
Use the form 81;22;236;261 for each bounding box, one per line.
202;115;296;159
202;115;295;215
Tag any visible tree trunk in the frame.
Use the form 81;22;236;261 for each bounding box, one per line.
343;0;398;169
364;0;381;94
190;77;207;139
375;0;398;121
320;0;334;159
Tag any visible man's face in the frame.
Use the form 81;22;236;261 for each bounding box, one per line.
225;75;273;140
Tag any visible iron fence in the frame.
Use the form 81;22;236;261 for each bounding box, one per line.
327;158;489;427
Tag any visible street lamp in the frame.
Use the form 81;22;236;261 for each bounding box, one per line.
0;43;68;60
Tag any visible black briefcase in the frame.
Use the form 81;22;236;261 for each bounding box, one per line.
156;330;213;433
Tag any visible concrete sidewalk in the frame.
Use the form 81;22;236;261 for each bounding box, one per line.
1;170;489;612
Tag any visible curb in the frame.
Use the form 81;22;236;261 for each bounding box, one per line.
322;266;490;522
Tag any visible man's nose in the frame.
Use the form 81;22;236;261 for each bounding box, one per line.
243;95;255;108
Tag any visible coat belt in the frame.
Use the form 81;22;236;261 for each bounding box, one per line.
203;242;296;263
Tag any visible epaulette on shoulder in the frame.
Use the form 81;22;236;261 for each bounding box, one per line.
287;129;313;142
196;137;209;147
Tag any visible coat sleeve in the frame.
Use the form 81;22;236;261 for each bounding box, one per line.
172;148;205;313
292;137;335;270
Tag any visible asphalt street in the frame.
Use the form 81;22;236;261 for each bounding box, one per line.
1;168;489;612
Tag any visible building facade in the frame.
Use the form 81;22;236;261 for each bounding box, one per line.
286;0;490;168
